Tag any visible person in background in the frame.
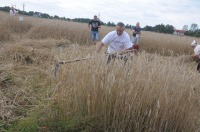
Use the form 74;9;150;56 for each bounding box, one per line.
131;22;141;50
191;40;200;73
96;22;137;64
9;7;18;16
88;15;101;45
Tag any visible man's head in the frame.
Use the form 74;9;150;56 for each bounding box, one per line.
116;22;125;36
93;15;97;21
191;40;197;48
136;22;140;27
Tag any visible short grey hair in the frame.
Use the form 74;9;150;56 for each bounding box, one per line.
116;22;125;28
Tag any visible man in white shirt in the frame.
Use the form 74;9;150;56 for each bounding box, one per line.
191;40;200;72
96;22;136;63
10;7;18;16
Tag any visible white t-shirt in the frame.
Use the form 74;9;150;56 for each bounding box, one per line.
102;30;132;54
10;10;14;15
194;45;200;59
10;9;17;16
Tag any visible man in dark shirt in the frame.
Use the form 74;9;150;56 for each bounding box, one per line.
88;15;101;45
131;22;141;50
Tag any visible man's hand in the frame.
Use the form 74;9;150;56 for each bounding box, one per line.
96;42;104;53
191;54;199;61
88;25;91;29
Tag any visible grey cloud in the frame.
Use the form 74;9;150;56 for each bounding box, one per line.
1;0;200;29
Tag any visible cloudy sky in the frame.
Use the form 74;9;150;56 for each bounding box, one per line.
1;0;199;29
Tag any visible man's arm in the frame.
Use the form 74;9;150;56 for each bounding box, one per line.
121;36;138;55
191;54;199;61
96;42;104;53
121;48;138;55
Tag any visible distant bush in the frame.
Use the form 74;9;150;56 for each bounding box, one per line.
185;29;200;37
143;24;174;34
195;30;200;37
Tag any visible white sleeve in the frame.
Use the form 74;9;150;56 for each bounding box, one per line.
102;32;111;45
194;47;200;55
124;34;132;49
10;10;13;15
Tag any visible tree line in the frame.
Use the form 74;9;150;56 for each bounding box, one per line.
183;24;200;37
0;6;199;37
0;6;146;30
184;30;200;37
0;6;112;26
143;24;175;34
0;6;136;28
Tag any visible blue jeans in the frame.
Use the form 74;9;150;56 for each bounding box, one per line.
91;31;99;41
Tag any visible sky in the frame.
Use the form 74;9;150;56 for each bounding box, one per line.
1;0;200;29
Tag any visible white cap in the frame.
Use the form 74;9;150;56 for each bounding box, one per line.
191;40;197;47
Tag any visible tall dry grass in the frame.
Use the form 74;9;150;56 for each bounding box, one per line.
0;12;32;33
39;50;199;131
0;11;200;131
27;18;112;45
0;11;32;43
26;17;200;56
125;30;200;56
0;25;11;42
28;24;90;44
1;10;199;56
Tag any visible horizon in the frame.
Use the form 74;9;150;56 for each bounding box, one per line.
1;0;200;29
0;6;177;29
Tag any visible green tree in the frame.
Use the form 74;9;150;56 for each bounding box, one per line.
154;24;165;33
165;24;174;34
184;31;195;36
54;15;59;19
28;11;34;16
41;13;50;18
195;30;200;37
190;23;198;31
0;6;10;12
143;25;154;31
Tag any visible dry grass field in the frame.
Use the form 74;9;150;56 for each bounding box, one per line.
0;11;200;131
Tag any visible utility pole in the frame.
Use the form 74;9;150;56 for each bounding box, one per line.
98;13;100;21
22;3;25;15
19;3;25;39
